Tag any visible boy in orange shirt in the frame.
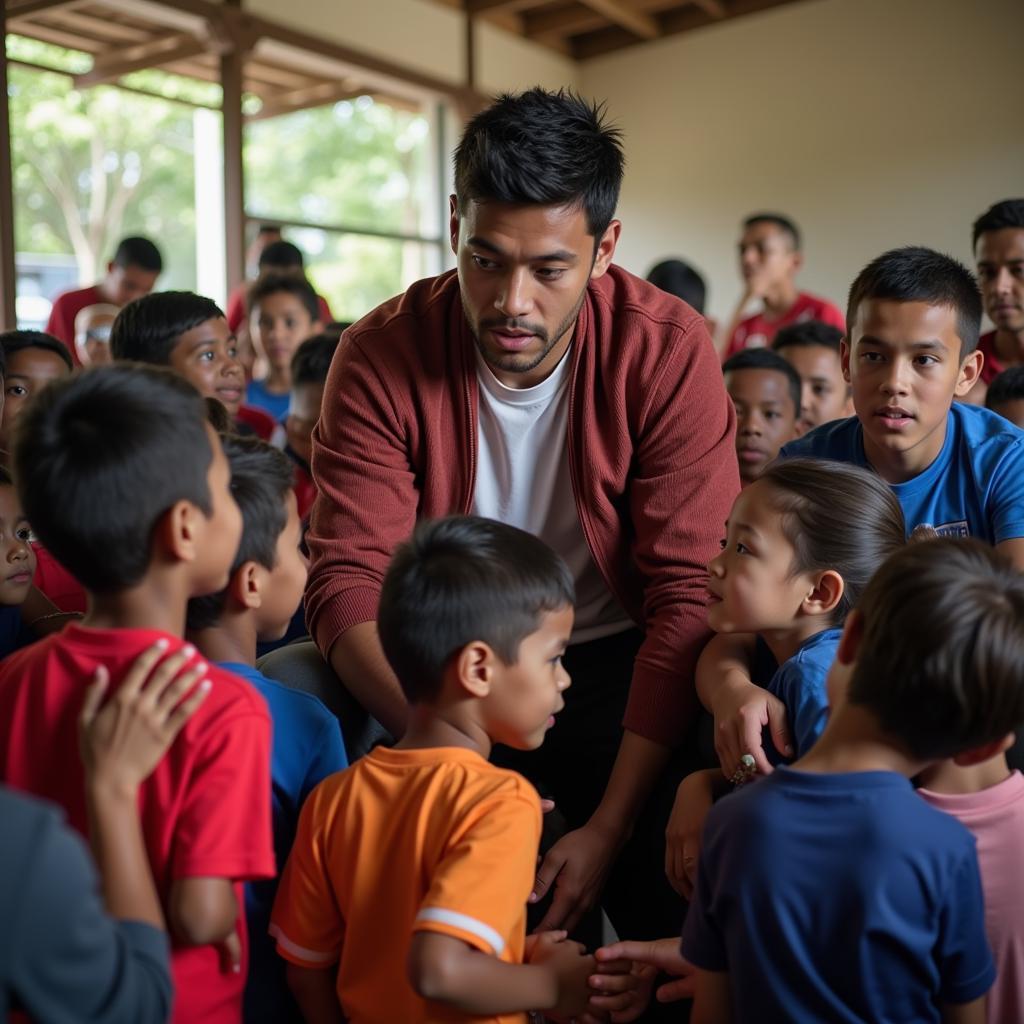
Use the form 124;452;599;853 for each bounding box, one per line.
270;516;596;1023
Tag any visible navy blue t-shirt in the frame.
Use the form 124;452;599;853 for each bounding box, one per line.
780;403;1024;542
681;768;994;1023
219;662;347;1024
0;606;36;662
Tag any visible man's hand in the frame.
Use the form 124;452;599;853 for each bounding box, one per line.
665;771;715;899
531;820;623;934
593;939;697;1007
712;679;791;778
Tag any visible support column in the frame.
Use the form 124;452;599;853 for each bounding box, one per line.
0;13;18;330
220;0;246;296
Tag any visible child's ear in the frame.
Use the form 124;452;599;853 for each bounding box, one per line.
229;561;262;610
952;732;1015;767
840;338;852;384
159;500;202;565
802;569;844;618
954;348;984;397
454;640;495;699
835;609;863;666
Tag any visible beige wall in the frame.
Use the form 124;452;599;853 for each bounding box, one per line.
580;0;1024;329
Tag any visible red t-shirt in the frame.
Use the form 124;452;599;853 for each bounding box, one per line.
724;291;845;360
978;331;1009;385
0;624;276;1024
45;284;105;365
235;403;277;441
226;282;333;333
32;542;87;613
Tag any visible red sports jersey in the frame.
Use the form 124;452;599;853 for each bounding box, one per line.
0;624;275;1024
724;292;845;360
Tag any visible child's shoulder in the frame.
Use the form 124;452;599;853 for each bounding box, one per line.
952;401;1024;452
219;661;334;732
780;415;860;461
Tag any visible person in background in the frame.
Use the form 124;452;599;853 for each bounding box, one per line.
73;303;119;366
772;320;853;433
646;258;716;336
721;213;844;359
46;236;162;363
985;366;1024;429
963;199;1024;405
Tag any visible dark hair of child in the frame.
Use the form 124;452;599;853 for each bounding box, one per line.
756;458;906;625
645;259;707;314
0;466;12;486
771;320;844;355
986;366;1024;411
248;274;319;323
110;291;224;365
846;246;982;355
12;364;213;594
971;199;1024;249
454;88;624;239
112;236;162;273
258;240;305;270
847;538;1024;760
0;330;74;372
291;334;339;387
378;516;575;703
322;321;353;342
186;435;292;631
743;212;801;250
722;347;802;415
204;396;234;434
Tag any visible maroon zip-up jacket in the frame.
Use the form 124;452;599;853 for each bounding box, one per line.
305;265;740;746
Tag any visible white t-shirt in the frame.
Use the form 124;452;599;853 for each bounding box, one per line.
472;348;632;644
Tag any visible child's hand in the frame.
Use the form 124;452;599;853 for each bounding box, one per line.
527;930;596;1019
665;771;714;899
79;641;211;795
594;939;696;1006
581;953;656;1023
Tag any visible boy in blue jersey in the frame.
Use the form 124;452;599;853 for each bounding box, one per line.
600;539;1023;1023
186;435;346;1024
780;246;1024;565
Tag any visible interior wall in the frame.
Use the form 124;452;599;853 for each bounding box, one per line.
580;0;1024;328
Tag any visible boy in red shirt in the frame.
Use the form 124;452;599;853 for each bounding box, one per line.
0;364;275;1024
271;516;596;1023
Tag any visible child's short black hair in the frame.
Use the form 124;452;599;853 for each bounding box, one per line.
110;291;224;365
972;199;1024;250
771;320;844;355
723;347;802;415
743;212;801;250
645;259;706;314
186;435;292;631
0;330;74;372
0;466;13;487
846;246;982;356
986;366;1024;411
758;459;906;626
12;365;213;594
847;538;1024;761
454;88;624;240
258;240;304;271
379;516;575;703
249;274;319;323
291;334;339;388
112;236;162;273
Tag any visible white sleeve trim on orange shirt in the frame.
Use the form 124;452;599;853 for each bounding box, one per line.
415;907;505;956
269;922;339;965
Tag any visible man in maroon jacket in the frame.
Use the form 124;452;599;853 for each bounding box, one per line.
306;88;740;944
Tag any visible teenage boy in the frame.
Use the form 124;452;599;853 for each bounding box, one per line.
721;214;844;359
771;320;852;432
111;290;275;440
305;89;738;943
986;367;1024;429
247;274;324;421
963;199;1024;405
703;245;1024;780
46;236;162;361
722;348;800;484
0;365;275;1024
0;330;73;453
186;435;346;1024
271;516;595;1023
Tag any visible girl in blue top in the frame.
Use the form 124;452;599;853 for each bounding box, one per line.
666;458;905;898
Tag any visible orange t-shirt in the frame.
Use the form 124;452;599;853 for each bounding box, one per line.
270;745;542;1024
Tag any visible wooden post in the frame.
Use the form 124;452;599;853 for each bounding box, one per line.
220;0;246;295
0;10;18;330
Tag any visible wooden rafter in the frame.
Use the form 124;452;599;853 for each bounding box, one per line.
690;0;726;16
575;0;659;38
73;32;208;86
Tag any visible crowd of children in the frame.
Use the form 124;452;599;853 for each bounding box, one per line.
1;88;1024;1024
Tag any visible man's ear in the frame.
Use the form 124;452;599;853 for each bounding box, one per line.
449;194;460;258
835;609;863;666
590;220;621;280
158;500;201;565
802;569;844;618
952;732;1014;767
954;349;984;397
228;561;262;610
840;338;852;384
453;640;495;699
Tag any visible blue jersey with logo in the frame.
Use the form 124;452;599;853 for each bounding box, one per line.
780;403;1024;542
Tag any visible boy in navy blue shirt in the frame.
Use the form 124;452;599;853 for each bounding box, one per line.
186;435;346;1024
602;540;1023;1023
781;246;1024;565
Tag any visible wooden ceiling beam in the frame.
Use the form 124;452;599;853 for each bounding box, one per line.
523;3;604;38
5;0;87;17
575;0;658;38
73;32;208;86
7;16;105;50
690;0;726;16
465;0;546;11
